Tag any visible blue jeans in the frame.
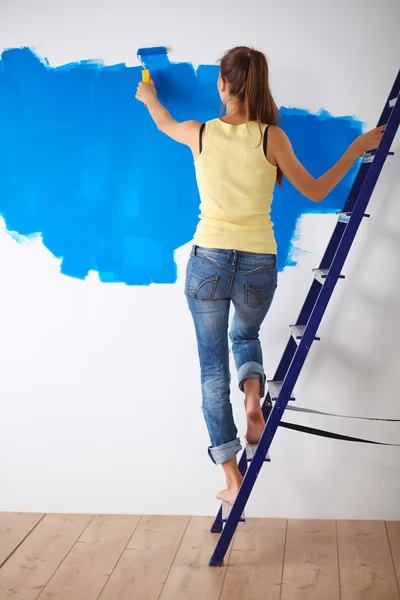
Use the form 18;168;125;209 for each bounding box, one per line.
185;245;278;465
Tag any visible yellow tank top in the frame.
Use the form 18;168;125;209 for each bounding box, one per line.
194;118;277;254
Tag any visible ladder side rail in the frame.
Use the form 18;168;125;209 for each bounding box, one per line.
321;69;399;268
209;96;400;567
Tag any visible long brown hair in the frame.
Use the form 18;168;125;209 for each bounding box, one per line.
220;46;282;185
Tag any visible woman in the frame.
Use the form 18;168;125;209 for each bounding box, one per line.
136;46;384;504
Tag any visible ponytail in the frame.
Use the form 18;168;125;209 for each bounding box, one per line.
220;47;282;185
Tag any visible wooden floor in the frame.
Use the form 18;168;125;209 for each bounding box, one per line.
0;514;399;599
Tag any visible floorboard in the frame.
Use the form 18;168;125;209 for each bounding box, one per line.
159;516;231;600
337;520;399;600
0;514;92;600
98;515;189;600
2;513;399;600
0;513;44;568
220;517;287;600
281;519;340;600
386;521;400;593
37;514;140;600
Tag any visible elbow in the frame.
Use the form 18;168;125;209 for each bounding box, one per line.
308;183;324;203
156;116;173;134
310;192;324;203
156;121;167;133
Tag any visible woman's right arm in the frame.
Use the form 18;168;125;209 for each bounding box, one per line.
271;125;385;203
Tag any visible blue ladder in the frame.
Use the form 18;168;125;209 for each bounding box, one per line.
209;70;400;567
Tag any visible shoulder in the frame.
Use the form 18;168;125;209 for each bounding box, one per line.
268;126;291;150
173;120;204;149
181;120;204;132
268;125;287;141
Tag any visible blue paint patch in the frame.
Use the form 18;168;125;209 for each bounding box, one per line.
0;47;362;284
274;107;362;267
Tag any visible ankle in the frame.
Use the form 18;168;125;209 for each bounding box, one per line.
243;377;261;398
223;468;243;489
245;395;262;412
245;394;260;403
227;476;243;490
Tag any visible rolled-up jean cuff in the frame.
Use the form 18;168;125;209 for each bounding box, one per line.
238;361;266;397
208;438;242;465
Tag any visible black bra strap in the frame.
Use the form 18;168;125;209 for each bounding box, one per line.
263;125;269;156
199;123;206;154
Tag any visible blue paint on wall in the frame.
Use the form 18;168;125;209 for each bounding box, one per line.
0;47;362;284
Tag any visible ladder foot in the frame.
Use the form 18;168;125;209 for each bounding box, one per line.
210;520;223;534
209;557;224;567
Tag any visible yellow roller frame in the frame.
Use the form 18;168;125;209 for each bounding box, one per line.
142;69;150;106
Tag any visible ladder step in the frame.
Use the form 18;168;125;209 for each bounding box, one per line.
337;211;370;224
312;268;345;284
222;501;245;523
290;324;321;344
267;380;295;401
363;150;394;164
246;442;270;462
362;153;375;164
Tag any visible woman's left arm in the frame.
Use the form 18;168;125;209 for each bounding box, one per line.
136;80;201;149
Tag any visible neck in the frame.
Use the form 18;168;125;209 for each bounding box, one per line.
223;100;247;124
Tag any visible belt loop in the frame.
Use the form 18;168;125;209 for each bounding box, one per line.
192;245;197;257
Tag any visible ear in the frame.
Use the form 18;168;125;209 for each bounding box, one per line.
219;76;228;92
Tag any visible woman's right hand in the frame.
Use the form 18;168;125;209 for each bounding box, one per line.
352;125;386;157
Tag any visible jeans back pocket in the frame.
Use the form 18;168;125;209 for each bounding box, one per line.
245;271;277;307
185;259;220;300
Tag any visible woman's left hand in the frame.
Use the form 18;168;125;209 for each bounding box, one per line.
135;80;157;104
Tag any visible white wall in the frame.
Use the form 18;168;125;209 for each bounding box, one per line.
1;0;399;519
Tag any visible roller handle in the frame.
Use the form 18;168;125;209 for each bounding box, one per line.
142;69;150;106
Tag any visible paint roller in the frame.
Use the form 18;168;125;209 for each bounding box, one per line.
137;46;169;104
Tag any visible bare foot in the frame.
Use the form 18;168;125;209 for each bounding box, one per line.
218;459;243;505
217;478;243;504
245;396;265;444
